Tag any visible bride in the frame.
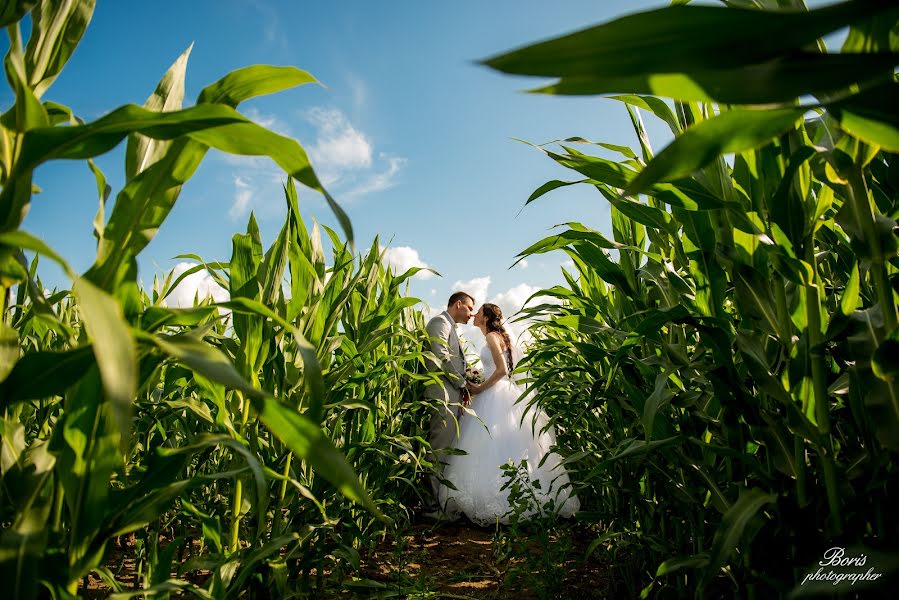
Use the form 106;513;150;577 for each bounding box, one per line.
437;303;580;525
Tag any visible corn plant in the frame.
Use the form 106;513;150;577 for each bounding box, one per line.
0;1;400;597
486;0;898;596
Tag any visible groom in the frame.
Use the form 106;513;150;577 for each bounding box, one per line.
424;291;474;505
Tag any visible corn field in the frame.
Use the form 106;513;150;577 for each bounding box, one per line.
486;0;899;596
2;0;898;598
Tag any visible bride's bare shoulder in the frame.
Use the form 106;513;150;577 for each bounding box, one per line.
485;331;508;352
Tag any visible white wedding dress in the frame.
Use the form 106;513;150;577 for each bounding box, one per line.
437;344;580;525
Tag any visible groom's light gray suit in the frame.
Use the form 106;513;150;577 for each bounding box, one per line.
424;310;467;493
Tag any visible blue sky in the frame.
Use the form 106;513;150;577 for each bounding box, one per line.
13;0;678;326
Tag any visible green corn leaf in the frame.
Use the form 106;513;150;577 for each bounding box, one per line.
154;435;268;542
631;305;692;338
0;229;74;277
197;64;318;107
770;145;818;247
222;533;304;600
701;488;775;588
681;451;731;515
89;141;206;290
641;372;675;441
218;296;325;418
610;95;681;136
757;414;797;478
146;331;270;400
0;321;18;384
125;44;192;180
830;81;899;152
0;1;37;28
42;99;77;125
50;366;121;585
545;146;637;189
87;159;110;242
87;114;347;290
611;435;683;461
10;103;243;170
482;1;895;77
230;228;263;374
257;397;391;523
0;346;94;405
627;108;805;194
517;224;624;259
72;277;137;445
189;122;353;243
140;306;219;332
872;333;899;383
595;185;677;234
656;554;710;577
840;262;861;316
3;24;48;134
524;179;590;206
734;269;782;338
527;53;899;105
23;0;96;98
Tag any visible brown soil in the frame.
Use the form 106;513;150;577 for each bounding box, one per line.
80;520;613;599
341;519;613;599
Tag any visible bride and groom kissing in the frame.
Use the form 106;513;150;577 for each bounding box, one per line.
424;291;580;525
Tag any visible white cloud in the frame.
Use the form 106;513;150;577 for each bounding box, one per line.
380;245;434;279
219;105;404;212
345;155;406;199
451;276;491;306
229;176;254;221
164;262;229;308
492;283;541;318
304;108;405;199
306;107;372;180
517;259;529;269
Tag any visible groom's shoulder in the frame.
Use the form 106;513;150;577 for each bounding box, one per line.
426;312;448;331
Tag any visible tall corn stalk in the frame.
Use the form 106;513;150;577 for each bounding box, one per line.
486;0;899;595
0;1;395;597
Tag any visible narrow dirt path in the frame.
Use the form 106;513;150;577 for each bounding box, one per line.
347;520;612;598
81;520;611;598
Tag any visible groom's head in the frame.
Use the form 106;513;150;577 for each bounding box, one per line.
447;291;475;324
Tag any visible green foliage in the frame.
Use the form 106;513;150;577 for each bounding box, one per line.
0;2;436;597
492;459;576;599
486;0;899;596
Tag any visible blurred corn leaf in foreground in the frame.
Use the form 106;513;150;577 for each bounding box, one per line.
485;0;899;596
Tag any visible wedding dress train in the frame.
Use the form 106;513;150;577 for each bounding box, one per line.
437;345;580;525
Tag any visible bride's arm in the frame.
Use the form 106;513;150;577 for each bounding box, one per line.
469;333;508;394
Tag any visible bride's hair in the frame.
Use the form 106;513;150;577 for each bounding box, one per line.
482;303;513;371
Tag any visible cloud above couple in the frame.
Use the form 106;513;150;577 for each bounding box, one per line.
225;106;406;220
450;276;560;349
380;245;435;280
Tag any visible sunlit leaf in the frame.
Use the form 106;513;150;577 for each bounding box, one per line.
627;108;804;193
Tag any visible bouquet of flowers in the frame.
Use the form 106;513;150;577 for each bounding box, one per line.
457;367;484;417
465;366;485;385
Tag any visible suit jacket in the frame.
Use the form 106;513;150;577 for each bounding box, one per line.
424;311;467;403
